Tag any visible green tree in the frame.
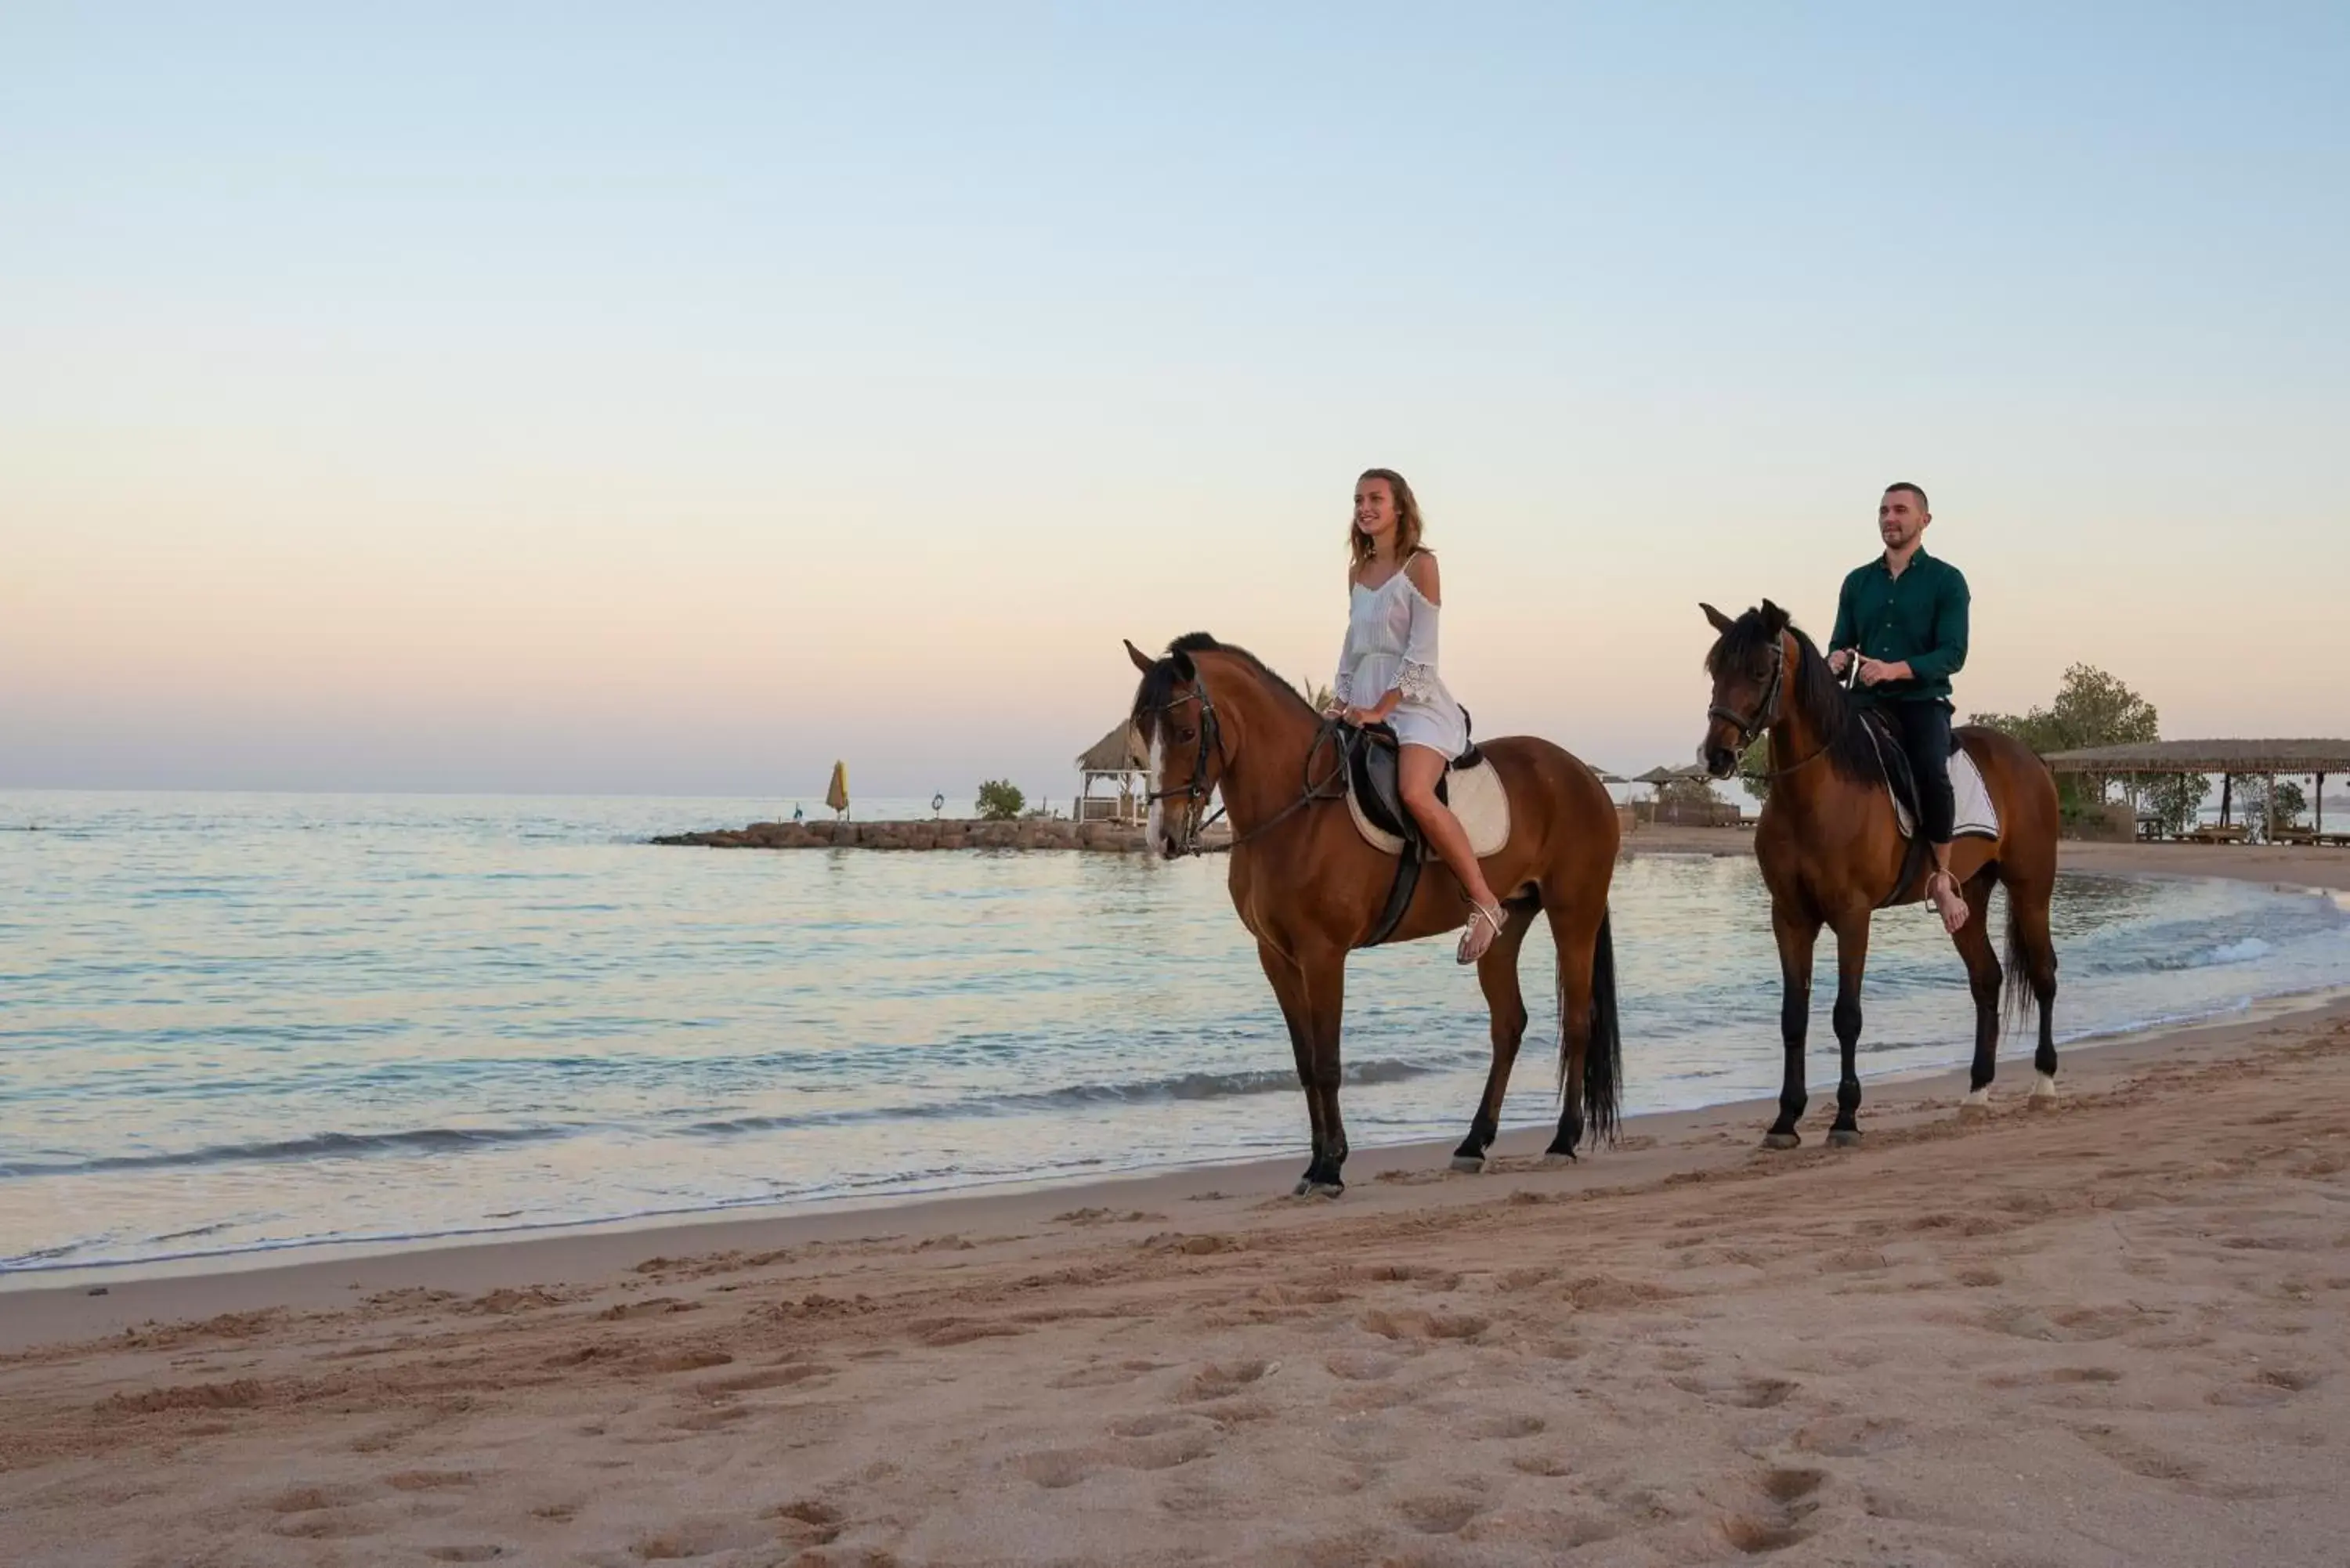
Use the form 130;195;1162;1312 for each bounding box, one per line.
2236;777;2308;833
2132;771;2208;837
1970;663;2160;822
1737;736;1772;802
975;780;1025;821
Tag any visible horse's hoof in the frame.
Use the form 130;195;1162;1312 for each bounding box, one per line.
1307;1181;1344;1200
2028;1075;2059;1109
1762;1131;1801;1151
1827;1128;1862;1148
1542;1149;1578;1167
1449;1155;1486;1174
1292;1178;1314;1197
1958;1098;1993;1119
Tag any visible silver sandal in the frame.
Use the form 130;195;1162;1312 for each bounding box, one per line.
1457;902;1508;965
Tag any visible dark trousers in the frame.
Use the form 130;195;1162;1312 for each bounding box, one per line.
1881;700;1956;844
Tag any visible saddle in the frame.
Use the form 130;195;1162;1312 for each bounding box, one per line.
1339;716;1512;948
1856;712;2000;909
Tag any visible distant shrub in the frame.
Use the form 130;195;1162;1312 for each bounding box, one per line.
975;780;1025;821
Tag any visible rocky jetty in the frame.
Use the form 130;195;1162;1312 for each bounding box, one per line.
649;818;1227;852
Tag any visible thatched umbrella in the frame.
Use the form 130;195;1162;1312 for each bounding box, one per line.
825;761;850;819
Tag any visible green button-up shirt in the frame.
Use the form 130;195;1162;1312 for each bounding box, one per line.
1828;547;1969;707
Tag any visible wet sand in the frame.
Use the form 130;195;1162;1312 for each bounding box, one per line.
3;842;2347;1566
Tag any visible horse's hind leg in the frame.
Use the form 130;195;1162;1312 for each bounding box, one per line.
1953;869;2004;1116
1451;901;1535;1172
1542;894;1604;1161
2008;873;2060;1106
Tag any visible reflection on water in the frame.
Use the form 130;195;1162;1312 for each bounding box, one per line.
2;792;2346;1273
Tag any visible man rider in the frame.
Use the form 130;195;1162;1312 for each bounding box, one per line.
1827;482;1972;934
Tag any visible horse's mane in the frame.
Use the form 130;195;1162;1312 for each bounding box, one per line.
1132;633;1318;731
1707;608;1888;791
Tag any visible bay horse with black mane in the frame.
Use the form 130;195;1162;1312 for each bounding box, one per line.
1126;633;1622;1196
1697;600;2063;1147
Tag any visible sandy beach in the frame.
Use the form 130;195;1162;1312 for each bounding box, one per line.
5;841;2348;1566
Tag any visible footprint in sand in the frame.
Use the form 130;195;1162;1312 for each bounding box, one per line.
1716;1465;1826;1556
387;1470;478;1492
1177;1358;1271;1401
1049;1357;1168;1389
627;1519;774;1559
1793;1414;1910;1457
1359;1309;1489;1342
1669;1373;1797;1410
1466;1412;1546;1440
763;1498;845;1545
1394;1493;1485;1535
423;1548;506;1563
1323;1350;1403;1382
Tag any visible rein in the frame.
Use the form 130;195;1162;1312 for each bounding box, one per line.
1138;681;1349;856
1711;630;1836;779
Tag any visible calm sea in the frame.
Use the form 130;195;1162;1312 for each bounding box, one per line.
5;791;2348;1276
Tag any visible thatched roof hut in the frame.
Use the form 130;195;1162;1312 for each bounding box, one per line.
1075;723;1150;825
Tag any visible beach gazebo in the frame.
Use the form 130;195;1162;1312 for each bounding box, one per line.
1075;722;1150;826
2041;738;2350;843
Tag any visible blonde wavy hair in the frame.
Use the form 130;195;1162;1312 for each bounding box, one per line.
1350;468;1426;568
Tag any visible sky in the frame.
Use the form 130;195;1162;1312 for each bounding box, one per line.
5;3;2347;800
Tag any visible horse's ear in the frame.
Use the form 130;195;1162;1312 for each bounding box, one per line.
1700;602;1736;635
1124;638;1155;674
1759;599;1791;634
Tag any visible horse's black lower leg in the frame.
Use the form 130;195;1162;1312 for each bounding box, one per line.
2018;886;2061;1106
1827;915;1869;1147
1298;949;1350;1195
1258;941;1330;1192
1766;906;1818;1149
1543;901;1597;1161
1953;873;2004;1108
1453;907;1531;1171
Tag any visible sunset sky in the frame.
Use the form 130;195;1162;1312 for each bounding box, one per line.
5;5;2345;798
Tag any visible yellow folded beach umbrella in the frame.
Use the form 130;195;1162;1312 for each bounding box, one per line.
825;761;850;817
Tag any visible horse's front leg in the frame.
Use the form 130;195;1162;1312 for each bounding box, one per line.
1296;944;1350;1196
1256;940;1326;1192
1827;910;1871;1147
1765;903;1819;1149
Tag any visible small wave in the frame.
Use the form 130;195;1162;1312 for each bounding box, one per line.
0;1123;577;1180
679;1057;1450;1137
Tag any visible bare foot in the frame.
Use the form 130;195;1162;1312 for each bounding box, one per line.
1927;871;1968;935
1457;903;1507;965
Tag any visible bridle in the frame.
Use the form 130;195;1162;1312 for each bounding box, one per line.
1707;629;1835;780
1138;677;1349;857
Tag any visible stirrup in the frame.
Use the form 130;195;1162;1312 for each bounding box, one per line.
1457;902;1507;965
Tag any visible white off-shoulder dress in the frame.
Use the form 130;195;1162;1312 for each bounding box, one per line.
1332;563;1470;758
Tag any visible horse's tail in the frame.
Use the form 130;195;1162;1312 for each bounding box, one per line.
1568;909;1622;1144
2001;893;2036;1037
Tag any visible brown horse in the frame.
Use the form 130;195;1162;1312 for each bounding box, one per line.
1696;601;2062;1147
1125;634;1623;1195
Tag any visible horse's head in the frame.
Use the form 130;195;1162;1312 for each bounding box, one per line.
1697;600;1793;779
1126;635;1226;858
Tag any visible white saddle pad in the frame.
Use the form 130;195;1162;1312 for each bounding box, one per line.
1347;757;1513;858
1891;743;1999;841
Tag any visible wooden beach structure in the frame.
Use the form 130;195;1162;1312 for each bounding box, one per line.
1632;763;1744;829
1074;722;1149;826
2041;738;2350;845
